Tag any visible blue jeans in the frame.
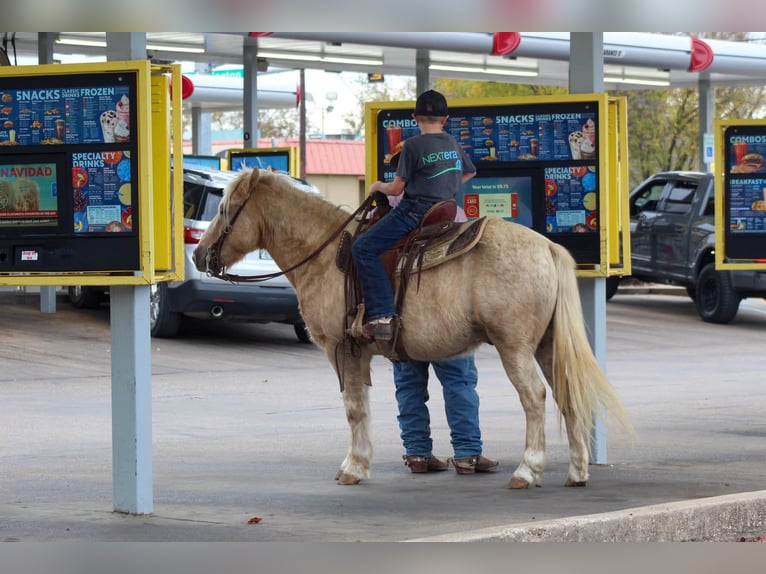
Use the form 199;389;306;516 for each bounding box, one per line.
351;197;432;321
393;354;482;460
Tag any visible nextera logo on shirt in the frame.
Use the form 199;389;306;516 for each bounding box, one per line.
422;150;459;164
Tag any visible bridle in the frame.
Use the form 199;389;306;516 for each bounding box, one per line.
204;188;376;284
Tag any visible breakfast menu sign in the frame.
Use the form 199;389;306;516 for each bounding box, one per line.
0;84;131;146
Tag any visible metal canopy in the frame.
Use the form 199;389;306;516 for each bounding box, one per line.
9;32;766;90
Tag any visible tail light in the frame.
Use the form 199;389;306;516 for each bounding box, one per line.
184;225;206;244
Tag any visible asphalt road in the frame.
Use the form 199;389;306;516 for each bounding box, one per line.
1;288;765;542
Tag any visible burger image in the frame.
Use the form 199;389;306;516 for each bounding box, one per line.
3;120;13;128
1;93;12;103
731;152;765;173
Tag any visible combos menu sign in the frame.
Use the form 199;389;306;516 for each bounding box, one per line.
718;123;766;266
376;99;603;264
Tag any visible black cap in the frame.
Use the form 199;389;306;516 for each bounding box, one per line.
414;89;448;117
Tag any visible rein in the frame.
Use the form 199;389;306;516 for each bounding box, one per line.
208;192;376;284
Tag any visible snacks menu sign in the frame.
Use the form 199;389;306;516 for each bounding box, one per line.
0;85;131;146
376;100;602;264
379;103;597;169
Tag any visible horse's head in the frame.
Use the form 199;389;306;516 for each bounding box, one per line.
192;168;264;277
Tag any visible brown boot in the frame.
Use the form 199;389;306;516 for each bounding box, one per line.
403;454;449;473
449;455;499;475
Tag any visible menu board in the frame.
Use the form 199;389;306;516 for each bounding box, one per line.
379;103;597;169
72;150;132;233
458;174;533;226
375;100;603;263
0;85;131;146
0;160;59;228
0;66;143;272
229;150;290;173
543;165;598;233
723;125;766;260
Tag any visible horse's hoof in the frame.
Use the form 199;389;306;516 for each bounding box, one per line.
565;479;587;487
336;472;361;485
506;476;530;489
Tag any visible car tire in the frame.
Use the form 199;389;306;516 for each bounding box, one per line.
67;285;104;309
294;322;312;344
605;276;621;301
150;283;183;338
695;263;740;324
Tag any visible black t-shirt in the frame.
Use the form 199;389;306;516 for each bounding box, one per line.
396;132;476;202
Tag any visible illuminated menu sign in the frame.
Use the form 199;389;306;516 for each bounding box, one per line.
0;85;131;146
0;69;139;272
723;125;766;260
376;100;602;263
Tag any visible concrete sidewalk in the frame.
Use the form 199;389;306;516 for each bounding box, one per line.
1;288;765;542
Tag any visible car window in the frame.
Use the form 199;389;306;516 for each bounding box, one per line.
631;182;665;216
198;188;223;221
661;182;697;215
183;181;207;219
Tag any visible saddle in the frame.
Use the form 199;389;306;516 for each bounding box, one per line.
336;197;488;364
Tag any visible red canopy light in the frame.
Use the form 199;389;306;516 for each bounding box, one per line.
491;33;521;56
689;37;714;72
169;75;195;101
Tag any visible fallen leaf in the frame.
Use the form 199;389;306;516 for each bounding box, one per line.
247;516;262;524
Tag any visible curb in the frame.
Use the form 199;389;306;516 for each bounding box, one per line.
408;490;766;542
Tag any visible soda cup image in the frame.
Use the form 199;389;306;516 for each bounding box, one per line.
385;125;402;163
733;141;747;165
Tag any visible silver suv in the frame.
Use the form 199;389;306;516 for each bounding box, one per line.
68;167;313;342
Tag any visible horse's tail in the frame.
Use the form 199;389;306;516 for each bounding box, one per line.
548;242;636;446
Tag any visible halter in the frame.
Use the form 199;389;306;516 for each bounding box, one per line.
204;187;376;284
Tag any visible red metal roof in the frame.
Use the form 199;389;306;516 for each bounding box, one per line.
257;138;365;176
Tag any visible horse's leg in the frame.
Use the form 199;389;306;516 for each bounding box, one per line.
534;327;589;487
494;343;547;489
325;346;374;485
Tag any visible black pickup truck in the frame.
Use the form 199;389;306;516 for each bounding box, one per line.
607;171;766;323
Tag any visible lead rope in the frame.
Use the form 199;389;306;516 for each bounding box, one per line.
216;194;376;284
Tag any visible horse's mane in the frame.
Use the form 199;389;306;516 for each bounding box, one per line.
223;168;350;229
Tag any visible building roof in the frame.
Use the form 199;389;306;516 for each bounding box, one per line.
255;138;365;177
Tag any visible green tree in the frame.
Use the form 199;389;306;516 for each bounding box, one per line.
341;75;416;137
434;78;567;99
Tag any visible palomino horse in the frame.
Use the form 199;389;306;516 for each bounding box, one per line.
193;168;633;489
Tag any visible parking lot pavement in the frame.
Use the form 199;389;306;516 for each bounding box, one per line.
0;288;765;542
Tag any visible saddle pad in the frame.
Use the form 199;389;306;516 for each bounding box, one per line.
395;217;489;275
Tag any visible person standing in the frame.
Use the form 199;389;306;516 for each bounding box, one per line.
351;89;476;341
382;195;497;475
